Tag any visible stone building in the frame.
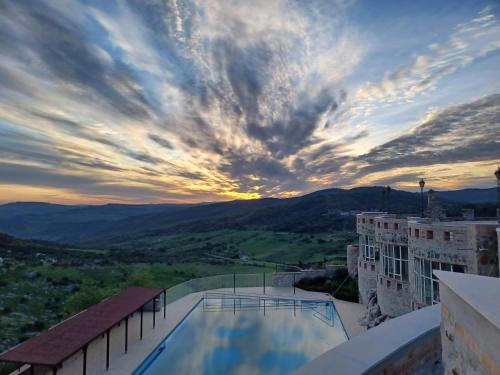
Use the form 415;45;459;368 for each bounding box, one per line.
409;218;499;309
351;208;499;318
356;212;385;305
375;214;412;317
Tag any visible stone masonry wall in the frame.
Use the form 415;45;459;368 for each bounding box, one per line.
376;274;412;317
346;245;359;278
358;259;377;305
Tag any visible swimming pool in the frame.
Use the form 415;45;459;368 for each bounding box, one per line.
134;293;347;375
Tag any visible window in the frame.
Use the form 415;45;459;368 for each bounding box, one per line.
362;235;376;262
394;223;399;230
381;244;409;281
369;218;374;224
414;258;467;305
371;264;375;271
415;229;420;238
444;231;451;241
384;222;388;229
377;222;381;228
386;280;391;288
362;218;366;224
397;283;402;291
427;230;434;239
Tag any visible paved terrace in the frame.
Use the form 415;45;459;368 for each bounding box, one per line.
107;287;366;375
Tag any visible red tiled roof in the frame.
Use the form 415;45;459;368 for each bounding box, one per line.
0;286;164;366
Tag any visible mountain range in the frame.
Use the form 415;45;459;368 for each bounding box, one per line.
0;187;496;245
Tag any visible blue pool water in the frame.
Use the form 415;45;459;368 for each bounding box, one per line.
134;294;347;375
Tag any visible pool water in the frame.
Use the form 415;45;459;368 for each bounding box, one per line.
134;294;347;375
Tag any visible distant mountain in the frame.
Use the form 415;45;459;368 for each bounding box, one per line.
436;187;497;203
0;202;194;243
0;186;494;245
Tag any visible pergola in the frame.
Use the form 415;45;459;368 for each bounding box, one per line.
0;286;166;375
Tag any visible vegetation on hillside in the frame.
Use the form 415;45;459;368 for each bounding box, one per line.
295;268;359;303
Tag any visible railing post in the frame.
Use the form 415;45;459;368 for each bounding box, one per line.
163;290;167;319
83;345;87;375
263;272;266;295
140;306;143;340
293;273;296;295
106;329;110;370
153;298;156;328
125;317;128;353
233;272;236;294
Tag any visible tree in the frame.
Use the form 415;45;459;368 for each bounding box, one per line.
64;286;106;316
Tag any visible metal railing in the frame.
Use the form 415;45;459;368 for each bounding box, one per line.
164;272;275;305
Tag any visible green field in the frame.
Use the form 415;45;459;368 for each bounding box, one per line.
110;229;355;266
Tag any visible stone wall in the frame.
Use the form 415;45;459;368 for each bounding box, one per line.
272;265;345;287
357;259;377;305
376;274;411;317
346;245;359;278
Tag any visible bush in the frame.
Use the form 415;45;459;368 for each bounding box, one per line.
64;287;107;315
295;270;359;303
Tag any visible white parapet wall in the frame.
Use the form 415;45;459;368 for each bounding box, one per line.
293;304;442;375
435;271;500;375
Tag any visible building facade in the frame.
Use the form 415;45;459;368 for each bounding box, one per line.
356;212;385;305
375;215;412;317
409;219;499;309
352;212;499;318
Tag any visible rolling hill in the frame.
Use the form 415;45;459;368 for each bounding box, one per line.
0;186;496;245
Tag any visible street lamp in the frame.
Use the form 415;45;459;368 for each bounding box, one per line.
419;178;425;217
495;166;500;222
386;186;391;213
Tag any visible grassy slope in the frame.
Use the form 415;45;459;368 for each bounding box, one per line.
110;229;355;265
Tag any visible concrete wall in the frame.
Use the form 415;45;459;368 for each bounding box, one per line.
440;283;500;375
272;265;345;287
35;309;160;375
346;245;359;278
358;259;377;305
376;274;411;317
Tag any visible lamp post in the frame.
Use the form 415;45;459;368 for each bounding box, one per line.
419;178;425;217
495;166;500;222
386;186;391;213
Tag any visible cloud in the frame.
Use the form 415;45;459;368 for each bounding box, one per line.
0;0;497;203
351;6;500;116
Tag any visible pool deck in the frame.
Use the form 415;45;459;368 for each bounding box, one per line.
106;287;366;375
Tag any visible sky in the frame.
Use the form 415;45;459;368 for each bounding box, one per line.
0;0;499;204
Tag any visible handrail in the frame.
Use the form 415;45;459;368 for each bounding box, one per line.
332;274;351;298
165;272;275;305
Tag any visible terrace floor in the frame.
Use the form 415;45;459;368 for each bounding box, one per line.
106;287;366;375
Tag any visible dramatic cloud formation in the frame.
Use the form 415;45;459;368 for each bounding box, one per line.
0;0;499;203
